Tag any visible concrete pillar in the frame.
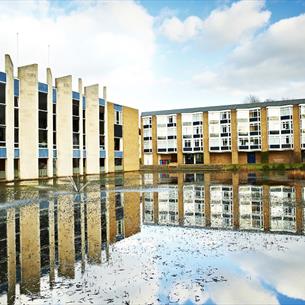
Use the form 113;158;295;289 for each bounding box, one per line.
55;76;73;177
231;110;238;164
5;55;14;181
232;172;239;229
87;192;102;264
20;202;40;294
18;64;39;179
79;79;84;175
48;200;55;287
47;68;53;178
295;184;303;234
153;172;159;224
58;195;75;278
108;191;116;243
84;84;99;174
152;115;158;166
106;102;115;173
140;119;144;166
7;208;16;305
178;173;184;225
203;112;210;164
263;185;270;231
124;192;141;237
123;106;140;171
293;105;301;163
204;173;211;226
261;107;268;162
176;113;183;165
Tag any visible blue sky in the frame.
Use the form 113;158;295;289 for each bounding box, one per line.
0;0;304;112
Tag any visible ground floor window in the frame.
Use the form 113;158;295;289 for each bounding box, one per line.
73;158;80;175
38;159;48;177
100;158;105;172
0;159;5;179
83;158;86;174
14;159;19;178
115;158;123;171
184;153;203;164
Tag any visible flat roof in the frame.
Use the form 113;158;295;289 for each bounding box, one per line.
141;98;305;117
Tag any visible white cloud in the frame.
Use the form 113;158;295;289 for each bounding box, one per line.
159;0;270;46
0;0;156;110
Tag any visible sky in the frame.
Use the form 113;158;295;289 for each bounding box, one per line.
0;0;304;112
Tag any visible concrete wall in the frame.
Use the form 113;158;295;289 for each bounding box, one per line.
18;64;39;179
293;105;301;162
5;55;14;180
123;106;140;171
84;84;99;174
152;115;158;166
203;112;210;164
124;192;141;237
55;76;73;177
79;79;83;175
231;110;238;164
47;68;53;178
107;102;114;173
176;113;183;165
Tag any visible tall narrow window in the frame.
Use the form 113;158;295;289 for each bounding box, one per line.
99;105;105;149
0;82;6;147
14;97;19;148
73;99;80;149
83;108;86;149
115;110;122;125
53;104;56;149
38;92;48;148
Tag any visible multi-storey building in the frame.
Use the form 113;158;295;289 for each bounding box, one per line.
0;54;139;181
141;98;304;167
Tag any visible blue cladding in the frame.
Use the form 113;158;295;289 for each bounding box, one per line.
100;150;106;158
53;149;57;159
73;149;80;158
53;88;57;104
99;98;105;106
14;79;19;97
38;82;48;93
72;91;80;101
114;151;123;158
14;148;20;159
114;104;122;111
0;72;6;83
0;147;7;158
39;148;48;158
83;96;86;109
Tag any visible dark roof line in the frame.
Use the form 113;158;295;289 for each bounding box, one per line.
141;98;305;117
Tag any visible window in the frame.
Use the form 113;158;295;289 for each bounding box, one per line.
99;106;105;149
115;110;122;125
72;99;80;149
38;92;48;148
184;139;191;148
114;138;121;151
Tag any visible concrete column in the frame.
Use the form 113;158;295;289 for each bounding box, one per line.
232;172;239;229
178;173;184;225
48;200;55;287
20;202;40;294
176;113;183;165
84;84;99;174
108;191;116;243
153;172;159;224
58;195;75;278
55;76;73;177
79;79;84;175
261;107;268;162
204;173;211;226
263;185;270;231
293;105;301;163
5;55;14;181
47;68;53;178
231;110;238;164
140;119;144;166
123;106;140;171
106;102;115;173
87;192;102;264
7;208;16;305
124;192;141;237
295;184;303;234
18;64;39;179
203;112;210;164
152;115;158;166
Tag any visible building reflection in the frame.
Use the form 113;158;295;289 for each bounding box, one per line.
0;181;141;305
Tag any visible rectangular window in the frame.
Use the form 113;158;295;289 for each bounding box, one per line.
114;138;121;151
115;110;122;125
72;99;80;149
38;92;48;148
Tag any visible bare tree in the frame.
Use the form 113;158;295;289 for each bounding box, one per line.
243;94;261;104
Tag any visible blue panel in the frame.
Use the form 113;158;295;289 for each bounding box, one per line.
73;149;80;158
39;148;48;158
52;88;57;104
114;104;122;111
99;98;105;106
38;82;48;93
72;91;80;101
100;150;106;158
114;151;123;158
83;96;86;109
53;149;57;159
0;72;6;83
14;79;19;97
83;150;86;158
0;147;7;158
14;148;20;159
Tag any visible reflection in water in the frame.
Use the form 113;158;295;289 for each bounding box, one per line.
0;171;304;304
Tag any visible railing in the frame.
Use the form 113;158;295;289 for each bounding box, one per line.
39;168;48;178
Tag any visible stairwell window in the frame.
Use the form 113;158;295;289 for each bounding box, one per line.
115;110;122;125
